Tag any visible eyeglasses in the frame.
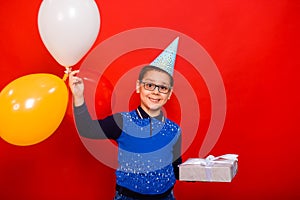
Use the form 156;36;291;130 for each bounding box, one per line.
140;82;171;94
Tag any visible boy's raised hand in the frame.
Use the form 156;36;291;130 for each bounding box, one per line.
68;70;85;107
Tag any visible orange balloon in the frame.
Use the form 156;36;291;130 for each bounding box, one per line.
0;73;68;146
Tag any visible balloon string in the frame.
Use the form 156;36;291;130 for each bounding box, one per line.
62;67;72;82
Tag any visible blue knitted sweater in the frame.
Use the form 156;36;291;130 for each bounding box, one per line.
116;110;181;194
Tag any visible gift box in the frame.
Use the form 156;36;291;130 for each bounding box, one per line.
179;154;238;182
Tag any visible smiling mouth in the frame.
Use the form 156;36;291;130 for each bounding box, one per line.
149;97;160;103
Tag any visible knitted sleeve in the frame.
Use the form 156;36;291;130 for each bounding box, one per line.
172;132;182;180
73;103;122;140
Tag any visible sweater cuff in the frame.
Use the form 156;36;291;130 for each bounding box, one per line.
73;102;88;115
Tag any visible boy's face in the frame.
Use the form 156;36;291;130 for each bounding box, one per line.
136;69;173;116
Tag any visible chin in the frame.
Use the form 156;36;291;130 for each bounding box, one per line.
148;104;163;111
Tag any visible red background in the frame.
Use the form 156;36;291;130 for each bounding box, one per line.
0;0;299;199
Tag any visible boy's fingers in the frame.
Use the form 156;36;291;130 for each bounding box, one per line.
69;70;80;77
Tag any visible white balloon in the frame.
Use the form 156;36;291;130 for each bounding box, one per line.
38;0;100;67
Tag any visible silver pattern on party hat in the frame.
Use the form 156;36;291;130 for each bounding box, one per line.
150;37;179;76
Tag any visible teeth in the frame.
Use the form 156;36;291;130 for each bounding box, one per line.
149;98;159;102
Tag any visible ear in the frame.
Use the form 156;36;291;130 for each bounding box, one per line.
136;80;140;93
167;88;173;100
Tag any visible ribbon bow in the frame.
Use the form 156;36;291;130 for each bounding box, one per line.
187;154;238;166
206;154;238;161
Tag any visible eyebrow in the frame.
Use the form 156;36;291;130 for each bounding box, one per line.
142;78;170;86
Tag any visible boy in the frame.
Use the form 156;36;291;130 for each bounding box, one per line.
69;38;182;199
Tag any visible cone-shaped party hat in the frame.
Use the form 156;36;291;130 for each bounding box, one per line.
150;37;179;76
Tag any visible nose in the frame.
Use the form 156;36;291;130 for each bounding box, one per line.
152;86;160;94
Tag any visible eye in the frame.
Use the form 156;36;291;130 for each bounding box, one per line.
159;86;168;91
145;83;155;88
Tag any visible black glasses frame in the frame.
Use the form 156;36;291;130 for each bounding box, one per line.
140;82;171;94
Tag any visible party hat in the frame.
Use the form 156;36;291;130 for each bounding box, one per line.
150;37;179;76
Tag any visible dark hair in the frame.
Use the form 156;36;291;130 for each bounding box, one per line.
138;65;174;87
